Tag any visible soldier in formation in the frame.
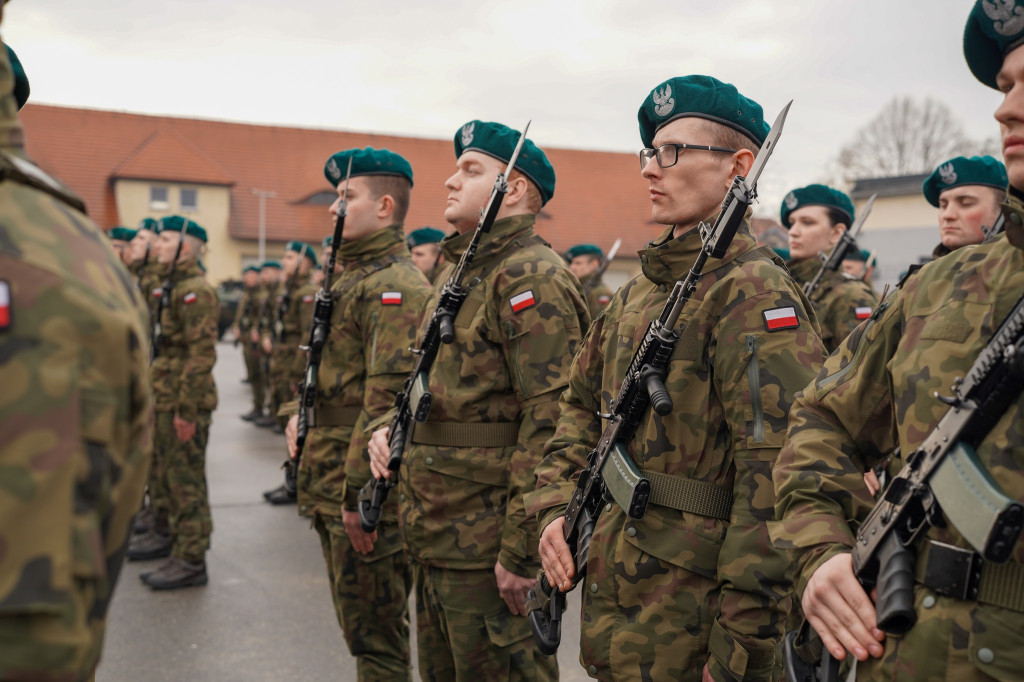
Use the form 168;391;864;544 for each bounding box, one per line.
924;154;1007;259
406;226;447;284
781;184;879;352
565;243;614;317
251;259;282;428
234;264;264;421
0;26;152;679
108;226;137;266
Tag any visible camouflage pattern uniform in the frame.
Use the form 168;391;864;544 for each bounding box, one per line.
151;260;218;561
256;279;279;417
579;271;614;318
268;271;315;428
233;281;264;411
0;43;152;680
787;257;879;353
291;225;429;681
397;214;590;680
772;197;1024;681
530;222;824;681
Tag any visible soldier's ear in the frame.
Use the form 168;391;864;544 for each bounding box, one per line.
377;194;396;220
504;175;530;207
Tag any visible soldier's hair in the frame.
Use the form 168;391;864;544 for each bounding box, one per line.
509;168;543;214
989;186;1008;209
183;234;205;259
697;119;762;157
825;207;851;229
364;175;412;223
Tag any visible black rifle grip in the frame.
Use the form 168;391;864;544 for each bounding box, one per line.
438;312;456;345
358;480;386;533
874;533;917;634
527;575;563;655
641;367;673;415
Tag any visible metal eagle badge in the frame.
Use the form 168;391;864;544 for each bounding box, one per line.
461;122;475;147
939;162;958;186
653;84;675;117
984;0;1024;37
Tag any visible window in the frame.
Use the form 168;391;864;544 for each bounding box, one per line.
149;186;169;210
180;187;198;212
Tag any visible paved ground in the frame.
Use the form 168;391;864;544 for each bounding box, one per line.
98;342;585;681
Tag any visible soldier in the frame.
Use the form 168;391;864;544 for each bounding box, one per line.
770;6;1024;678
406;226;447;284
252;260;282;428
368;120;590;680
923;155;1007;259
133;216;218;590
841;247;876;283
233;265;264;421
280;147;430;680
0;32;151;679
782;184;879;352
108;226;137;266
528;76;824;681
565;243;614;317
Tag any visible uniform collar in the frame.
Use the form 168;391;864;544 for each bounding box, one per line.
440;214;536;267
1002;188;1024;250
785;257;822;284
170;260;203;282
637;219;758;286
337;224;408;265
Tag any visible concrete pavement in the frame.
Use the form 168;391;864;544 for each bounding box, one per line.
97;342;585;681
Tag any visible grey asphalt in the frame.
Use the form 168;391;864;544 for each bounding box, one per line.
97;342;586;681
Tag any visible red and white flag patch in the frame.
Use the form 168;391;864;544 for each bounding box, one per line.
510;290;536;313
183;292;198;305
152;287;163;298
763;306;799;332
854;306;872;320
302;294;315;304
0;281;10;329
381;291;402;305
598;295;611;305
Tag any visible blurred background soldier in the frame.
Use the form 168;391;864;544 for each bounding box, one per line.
565;243;614;317
252;260;282;428
406;226;446;284
233;265;264;421
108;226;137;267
0;25;152;678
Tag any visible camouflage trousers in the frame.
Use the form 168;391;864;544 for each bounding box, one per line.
313;514;413;682
147;410;177;529
162;411;213;561
268;353;298;430
243;341;265;413
412;562;558;682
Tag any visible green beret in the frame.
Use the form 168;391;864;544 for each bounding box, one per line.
843;248;871;263
964;0;1024;89
5;45;29;111
243;265;261;274
771;246;791;262
137;217;161;233
261;260;282;270
324;147;413;188
160;215;208;243
922;155;1007;207
638;75;769;149
565;244;604;262
780;184;855;228
454;120;556;206
286;240;318;266
407;227;446;248
108;227;137;242
322;235;333;248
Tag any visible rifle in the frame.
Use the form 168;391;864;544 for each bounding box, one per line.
293;157;353;465
582;238;622;298
983;212;1006;241
357;120;533;533
526;102;792;655
802;194;876;299
152;220;185;361
784;288;1024;682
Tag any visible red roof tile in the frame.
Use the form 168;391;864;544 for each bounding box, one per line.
19;104;656;257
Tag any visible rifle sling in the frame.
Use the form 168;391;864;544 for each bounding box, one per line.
639;469;733;521
918;539;1024;613
312;405;361;428
409;421;519;448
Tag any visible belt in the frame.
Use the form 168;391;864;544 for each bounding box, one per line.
408;421;519;448
312;405;361;428
918;539;1024;613
640;469;733;521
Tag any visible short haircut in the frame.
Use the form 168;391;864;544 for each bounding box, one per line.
510;168;543;214
988;186;1008;208
364;175;412;224
826;207;851;229
183;234;205;258
697;119;762;156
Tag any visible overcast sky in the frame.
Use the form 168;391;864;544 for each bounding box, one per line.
2;0;1005;217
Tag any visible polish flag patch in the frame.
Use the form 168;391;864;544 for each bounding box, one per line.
598;295;611;305
183;292;198;305
382;291;402;305
302;294;315;304
0;280;10;329
510;290;536;313
854;306;872;320
152;287;163;298
763;306;799;332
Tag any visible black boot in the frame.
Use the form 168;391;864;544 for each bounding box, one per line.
143;557;208;590
132;507;155;535
126;529;172;561
240;408;261;422
253;413;276;428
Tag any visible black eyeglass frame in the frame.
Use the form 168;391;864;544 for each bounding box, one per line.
639;143;739;169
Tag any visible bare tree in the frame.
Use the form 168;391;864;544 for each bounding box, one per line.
837;96;974;179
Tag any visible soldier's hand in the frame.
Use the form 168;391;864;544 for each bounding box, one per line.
285;414;299;459
341;509;377;554
250;329;260;344
802;553;885;662
864;469;881;496
539;517;575;592
495;561;535;617
368;427;391;480
261;338;272;354
173;415;196;443
701;663;714;682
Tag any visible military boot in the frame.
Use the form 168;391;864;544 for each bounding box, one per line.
126;529;172;561
143;557;208;590
253;413;276;428
240;408;262;422
132;507;155;535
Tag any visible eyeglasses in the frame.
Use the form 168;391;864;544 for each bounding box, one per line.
639;143;738;170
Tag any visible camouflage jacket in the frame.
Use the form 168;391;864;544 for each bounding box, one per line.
256;281;280;346
579;270;614;318
269;272;316;384
150;260;218;420
529;222;824;681
771;197;1024;680
293;225;430;525
132;260;167;338
788;257;879;353
397;214;591;576
233;284;261;334
0;47;152;678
